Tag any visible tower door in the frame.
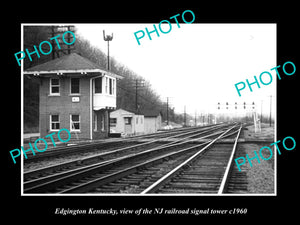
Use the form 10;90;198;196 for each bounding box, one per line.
93;110;109;139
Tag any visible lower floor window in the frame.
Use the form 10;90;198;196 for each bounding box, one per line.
110;118;117;127
101;114;105;132
94;113;98;131
50;114;60;130
70;114;80;131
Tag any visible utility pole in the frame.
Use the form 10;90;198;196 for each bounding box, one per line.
134;79;145;113
194;110;197;126
67;26;71;54
269;95;272;127
51;26;56;59
103;30;113;70
184;105;186;127
50;25;75;59
261;100;263;122
136;79;138;112
166;97;169;125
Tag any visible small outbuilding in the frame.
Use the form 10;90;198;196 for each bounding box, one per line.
143;110;163;134
109;109;144;136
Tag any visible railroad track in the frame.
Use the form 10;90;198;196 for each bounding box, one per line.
24;123;229;175
142;124;243;194
24;123;227;163
23;123;242;194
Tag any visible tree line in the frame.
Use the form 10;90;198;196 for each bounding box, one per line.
23;26;187;132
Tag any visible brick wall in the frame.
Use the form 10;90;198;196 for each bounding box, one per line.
39;75;91;140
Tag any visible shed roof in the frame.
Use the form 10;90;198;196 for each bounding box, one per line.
24;53;122;79
111;109;135;117
141;109;163;117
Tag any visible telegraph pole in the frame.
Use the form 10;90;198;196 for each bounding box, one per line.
51;26;56;59
134;79;145;113
184;105;186;127
166;97;169;125
269;95;272;127
261;100;263;122
136;79;138;112
50;25;75;59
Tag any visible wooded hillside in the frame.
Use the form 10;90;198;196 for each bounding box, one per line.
23;26;186;132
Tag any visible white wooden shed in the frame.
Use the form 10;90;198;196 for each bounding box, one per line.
143;110;162;134
110;109;144;136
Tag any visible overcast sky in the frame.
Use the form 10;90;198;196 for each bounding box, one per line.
76;23;276;117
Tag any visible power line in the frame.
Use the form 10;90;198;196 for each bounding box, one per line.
116;84;161;107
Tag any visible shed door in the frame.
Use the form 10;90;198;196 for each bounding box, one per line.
124;117;132;134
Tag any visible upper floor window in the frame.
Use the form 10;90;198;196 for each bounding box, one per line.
50;78;60;95
94;77;102;94
105;77;108;94
94;76;115;96
112;79;115;95
71;78;80;94
109;78;113;95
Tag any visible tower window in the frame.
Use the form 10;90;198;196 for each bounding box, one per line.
94;77;102;93
71;78;80;94
50;78;60;95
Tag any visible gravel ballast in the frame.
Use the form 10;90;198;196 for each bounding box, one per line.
235;123;275;194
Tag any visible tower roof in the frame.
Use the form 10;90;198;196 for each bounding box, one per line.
24;53;122;79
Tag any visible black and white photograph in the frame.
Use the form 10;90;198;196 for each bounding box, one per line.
21;23;276;195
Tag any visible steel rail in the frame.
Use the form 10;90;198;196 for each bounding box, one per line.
24;157;121;190
24;124;235;193
140;124;238;194
60;144;208;193
24;123;230;181
217;124;242;194
125;122;227;140
60;125;238;193
25;123;226;162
